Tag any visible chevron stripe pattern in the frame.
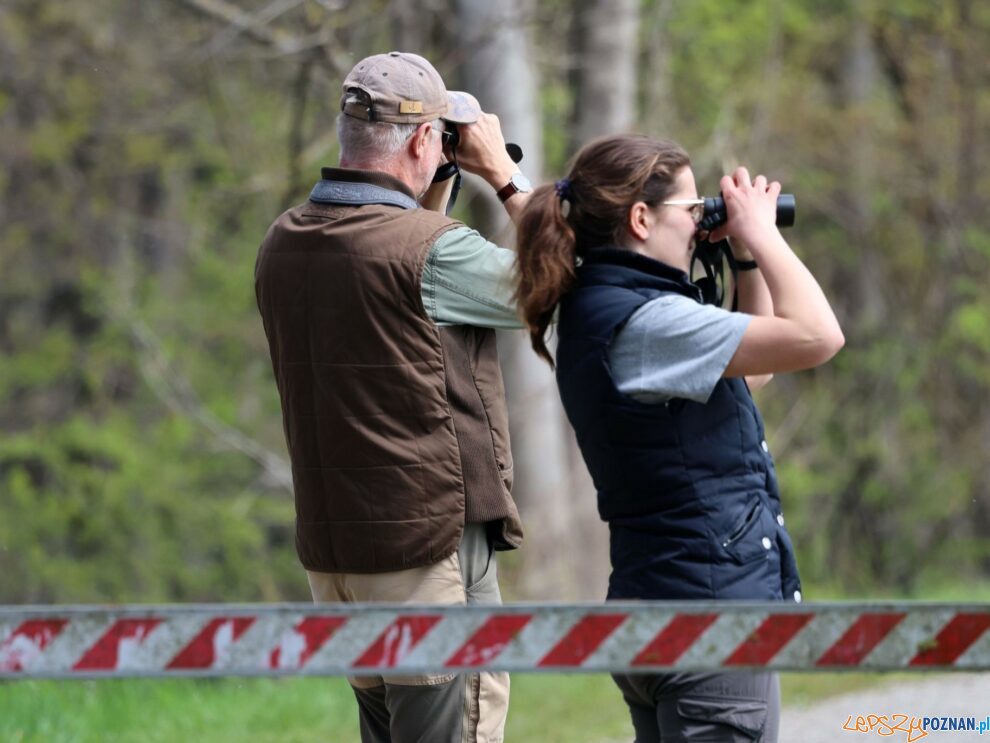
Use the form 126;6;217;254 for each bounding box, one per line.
2;603;989;678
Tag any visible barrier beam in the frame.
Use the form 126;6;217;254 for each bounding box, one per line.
2;602;989;679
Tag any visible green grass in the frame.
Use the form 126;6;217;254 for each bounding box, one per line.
0;670;939;743
1;675;633;743
0;677;360;743
0;677;351;743
506;674;631;742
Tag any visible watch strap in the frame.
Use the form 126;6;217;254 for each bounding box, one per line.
496;180;520;203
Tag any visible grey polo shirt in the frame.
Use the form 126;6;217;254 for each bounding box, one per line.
608;294;751;404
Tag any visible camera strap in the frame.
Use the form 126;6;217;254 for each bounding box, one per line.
692;238;750;311
691;238;726;307
432;159;462;216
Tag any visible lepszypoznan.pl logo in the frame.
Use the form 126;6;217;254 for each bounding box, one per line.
843;715;990;741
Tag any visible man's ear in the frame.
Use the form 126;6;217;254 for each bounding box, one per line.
408;122;433;160
626;201;652;242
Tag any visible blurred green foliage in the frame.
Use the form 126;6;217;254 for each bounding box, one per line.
1;0;989;605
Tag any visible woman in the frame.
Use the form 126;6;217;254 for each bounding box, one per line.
515;135;844;742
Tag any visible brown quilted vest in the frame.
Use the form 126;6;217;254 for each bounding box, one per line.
255;169;523;573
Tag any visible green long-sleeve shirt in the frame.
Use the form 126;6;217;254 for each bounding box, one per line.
420;226;524;330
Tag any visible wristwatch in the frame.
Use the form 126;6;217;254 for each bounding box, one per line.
496;171;533;203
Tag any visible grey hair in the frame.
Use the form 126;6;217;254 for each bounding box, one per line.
336;93;423;166
337;115;418;165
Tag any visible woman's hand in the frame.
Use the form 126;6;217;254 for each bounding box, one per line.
708;167;781;251
716;165;845;377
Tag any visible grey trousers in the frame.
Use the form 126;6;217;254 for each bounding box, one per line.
612;671;780;742
353;679;469;743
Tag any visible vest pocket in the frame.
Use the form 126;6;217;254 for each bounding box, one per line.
721;499;772;565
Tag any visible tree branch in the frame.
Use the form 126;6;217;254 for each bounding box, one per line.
123;313;294;492
175;0;293;49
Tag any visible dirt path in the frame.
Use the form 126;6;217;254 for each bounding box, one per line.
780;673;990;742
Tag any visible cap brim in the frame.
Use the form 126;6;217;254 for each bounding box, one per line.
443;91;481;124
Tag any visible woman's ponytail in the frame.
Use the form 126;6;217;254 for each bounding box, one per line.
514;183;577;367
514;135;690;367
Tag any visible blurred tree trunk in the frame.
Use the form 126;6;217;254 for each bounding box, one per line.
822;6;892;584
455;0;542;239
640;0;675;137
455;0;607;600
841;9;884;327
457;0;641;600
569;0;639;151
389;0;423;52
553;0;641;599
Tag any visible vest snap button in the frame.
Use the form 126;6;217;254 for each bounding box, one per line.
761;440;769;452
794;590;802;602
761;536;772;550
776;513;785;526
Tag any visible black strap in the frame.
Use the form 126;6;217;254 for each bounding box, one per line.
309;180;418;210
691;238;727;307
432;162;459;184
431;161;463;217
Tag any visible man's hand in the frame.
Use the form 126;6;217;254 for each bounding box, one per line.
454;113;519;193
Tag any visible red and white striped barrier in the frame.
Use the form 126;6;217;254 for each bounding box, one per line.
2;603;989;679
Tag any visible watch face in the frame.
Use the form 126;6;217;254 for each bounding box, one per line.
510;172;533;192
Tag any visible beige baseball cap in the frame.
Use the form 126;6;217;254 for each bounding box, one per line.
340;51;481;125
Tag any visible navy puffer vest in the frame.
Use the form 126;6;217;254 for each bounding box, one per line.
556;248;801;602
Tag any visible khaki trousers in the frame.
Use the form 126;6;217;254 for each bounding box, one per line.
306;523;509;743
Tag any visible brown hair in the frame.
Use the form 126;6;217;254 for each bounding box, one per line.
514;134;690;365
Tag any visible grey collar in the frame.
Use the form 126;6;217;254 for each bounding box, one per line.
309;179;418;210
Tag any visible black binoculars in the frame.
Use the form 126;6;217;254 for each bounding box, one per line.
443;123;523;163
697;194;796;232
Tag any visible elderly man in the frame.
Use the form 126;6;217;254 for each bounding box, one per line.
255;51;533;743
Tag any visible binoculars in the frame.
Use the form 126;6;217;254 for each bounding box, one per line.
443;123;523;163
697;194;796;231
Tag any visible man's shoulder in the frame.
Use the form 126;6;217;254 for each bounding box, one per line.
402;208;465;239
367;210;478;261
267;199;462;233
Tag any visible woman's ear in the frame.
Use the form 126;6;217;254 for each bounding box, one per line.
626;201;652;243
